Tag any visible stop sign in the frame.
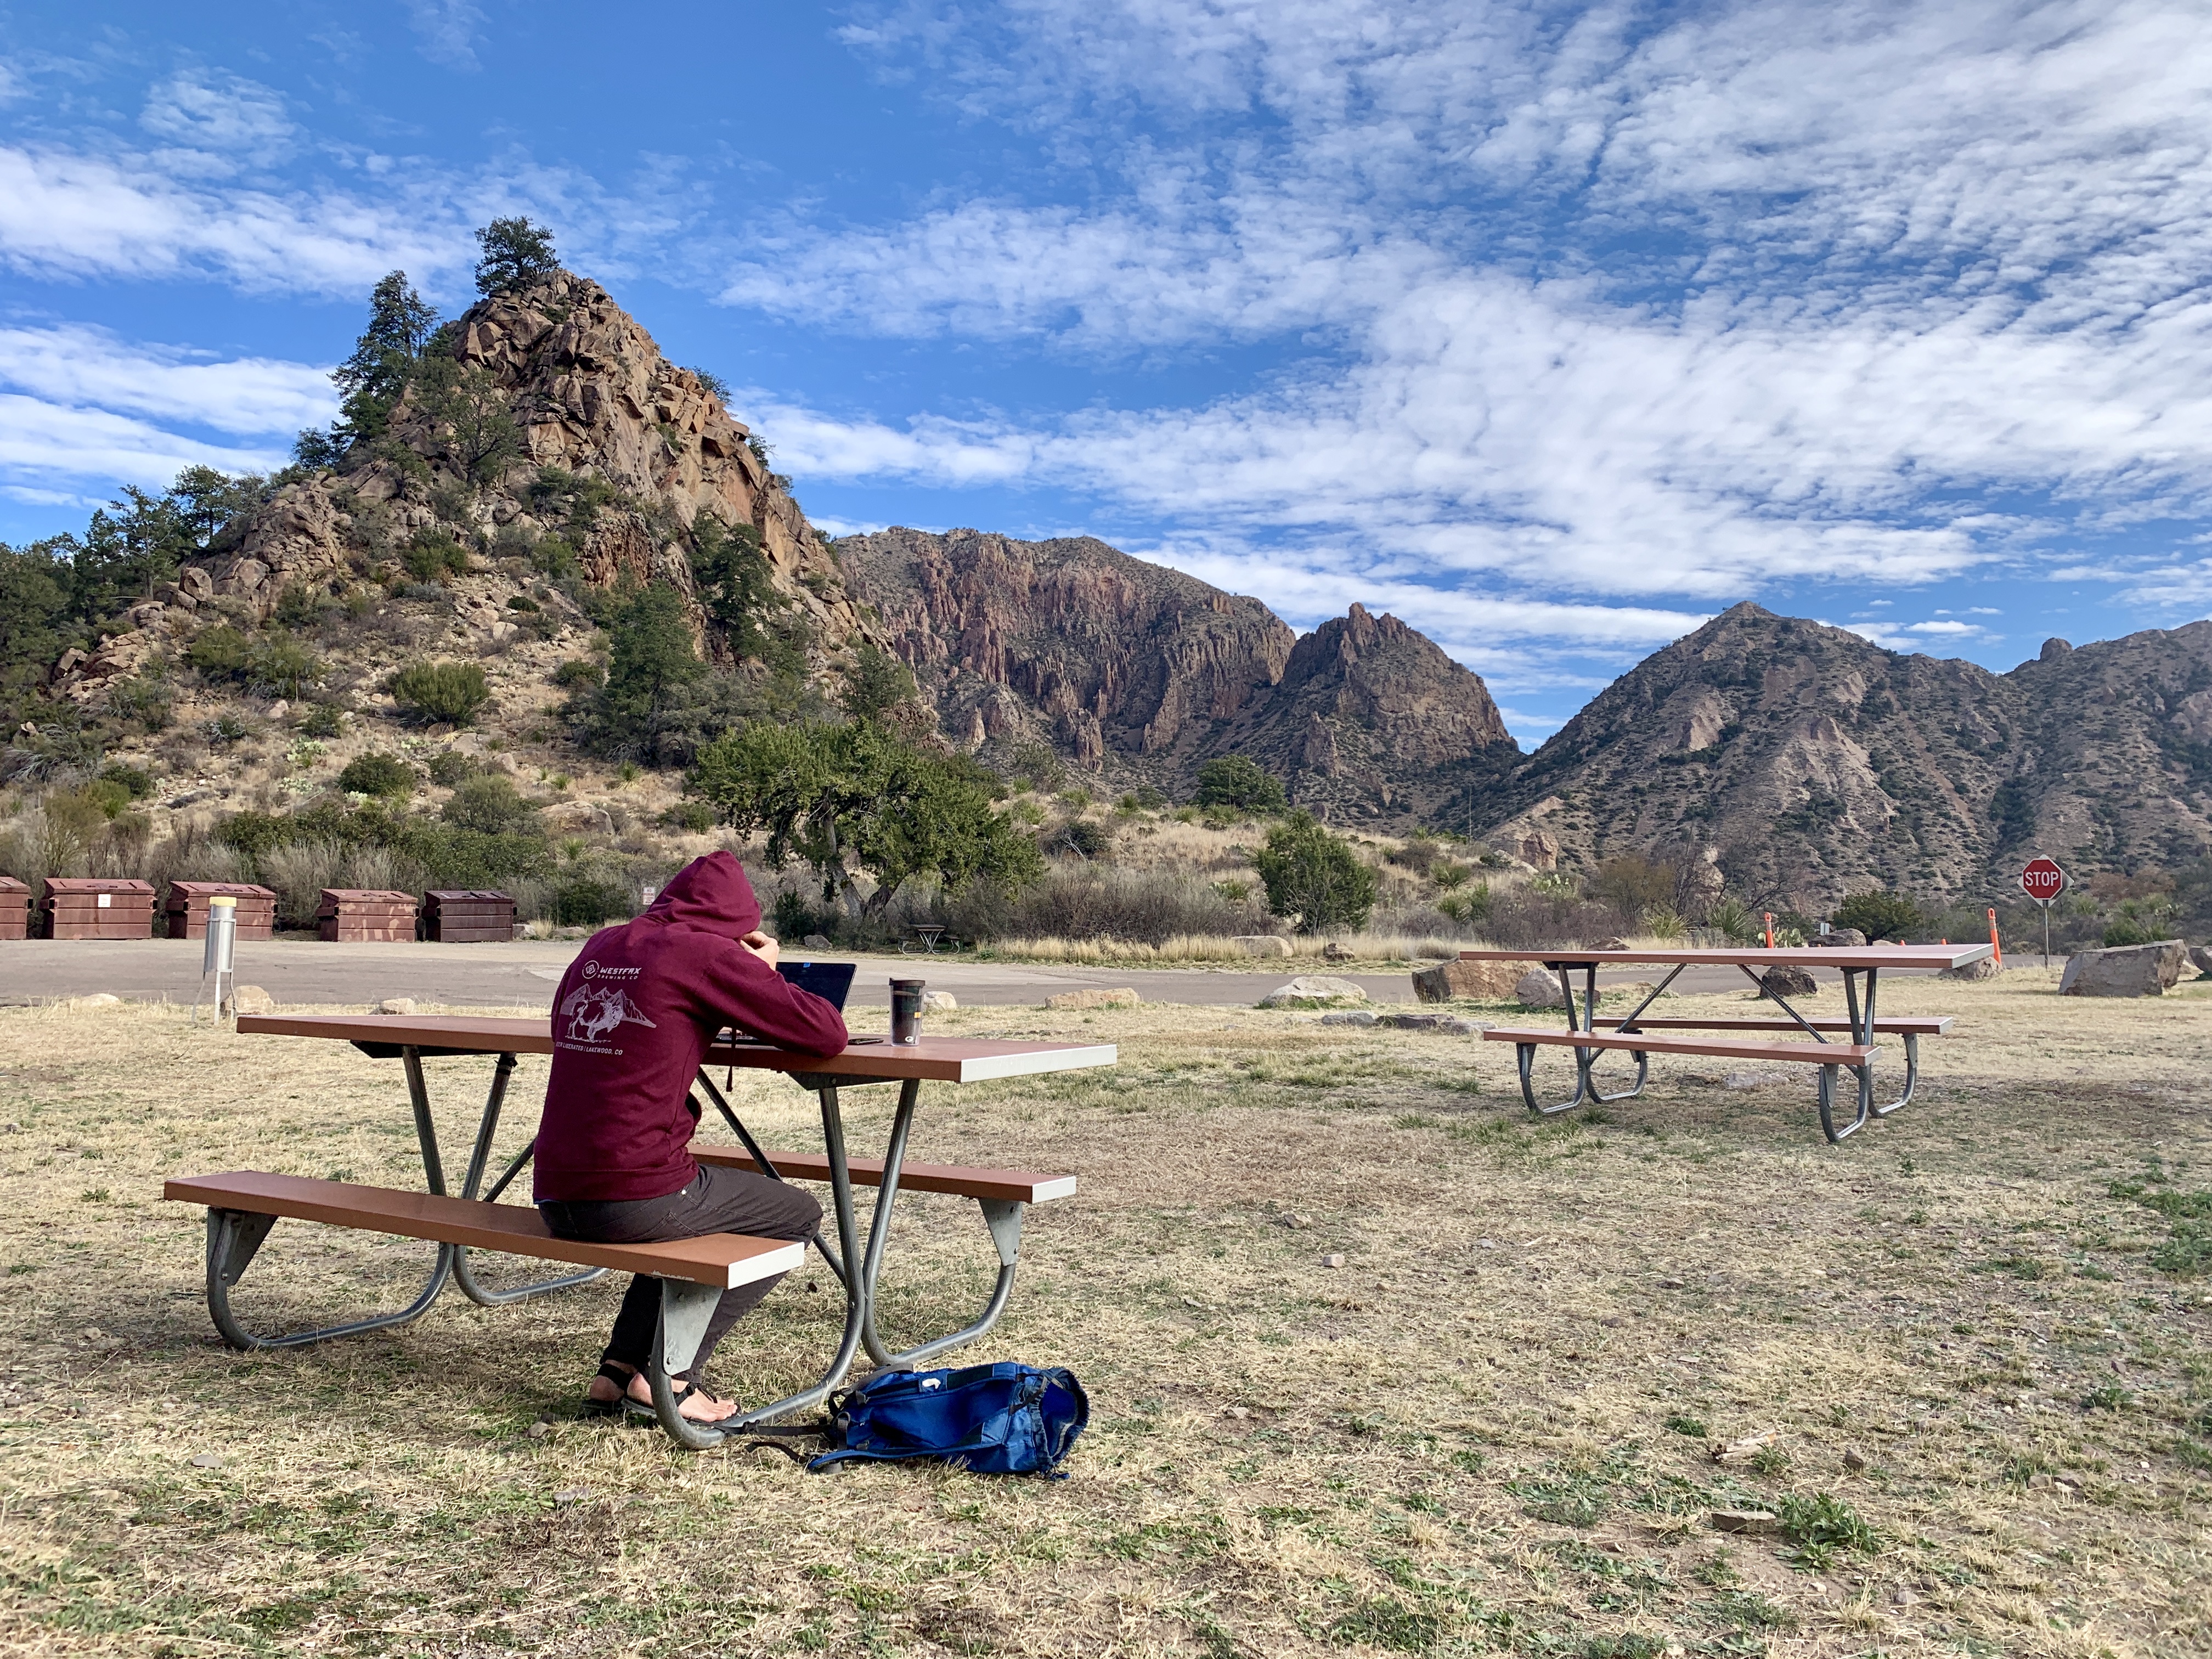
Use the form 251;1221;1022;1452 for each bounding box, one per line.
2020;856;2067;904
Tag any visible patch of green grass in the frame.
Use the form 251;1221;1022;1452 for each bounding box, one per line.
1775;1492;1878;1569
1328;1595;1442;1651
2082;1384;2132;1411
1665;1414;1708;1438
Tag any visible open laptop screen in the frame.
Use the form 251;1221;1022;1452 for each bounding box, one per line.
776;959;856;1011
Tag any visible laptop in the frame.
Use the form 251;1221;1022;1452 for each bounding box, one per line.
716;959;873;1046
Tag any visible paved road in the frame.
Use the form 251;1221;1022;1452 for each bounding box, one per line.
0;938;1931;1011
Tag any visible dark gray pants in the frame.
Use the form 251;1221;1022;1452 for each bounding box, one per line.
540;1164;823;1381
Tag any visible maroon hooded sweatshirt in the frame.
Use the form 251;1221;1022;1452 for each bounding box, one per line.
533;851;849;1203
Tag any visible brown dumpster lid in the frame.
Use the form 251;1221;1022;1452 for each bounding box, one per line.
317;889;418;914
0;876;26;894
43;878;155;896
426;889;513;903
168;881;276;902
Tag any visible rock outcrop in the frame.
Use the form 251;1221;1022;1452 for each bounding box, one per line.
2058;940;2188;997
1460;602;2212;907
836;528;1519;818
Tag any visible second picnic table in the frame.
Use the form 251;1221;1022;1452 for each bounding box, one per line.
164;1014;1113;1447
1458;944;1991;1142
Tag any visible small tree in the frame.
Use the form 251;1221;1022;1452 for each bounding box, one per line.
323;271;439;452
473;217;559;295
1831;889;1926;943
1254;811;1377;933
688;719;1040;921
688;516;789;665
1194;755;1286;814
338;753;415;799
840;642;919;725
441;773;540;836
388;659;490;726
592;583;706;761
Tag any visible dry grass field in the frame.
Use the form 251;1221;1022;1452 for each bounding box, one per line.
1;972;2207;1657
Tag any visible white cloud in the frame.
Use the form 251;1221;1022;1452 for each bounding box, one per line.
1905;619;1979;635
405;2;488;71
0;393;286;496
0;324;335;436
0;145;471;294
139;71;294;159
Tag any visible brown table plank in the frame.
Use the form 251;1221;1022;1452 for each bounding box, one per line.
1481;1028;1878;1064
691;1146;1076;1204
234;1013;1116;1083
162;1171;803;1288
1457;945;1991;969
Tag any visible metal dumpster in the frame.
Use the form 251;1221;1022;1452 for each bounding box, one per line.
422;889;517;943
166;881;278;940
317;888;419;943
0;876;29;940
42;877;158;939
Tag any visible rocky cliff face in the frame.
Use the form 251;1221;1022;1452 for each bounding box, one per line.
1463;603;2212;906
837;528;1519;819
84;270;862;670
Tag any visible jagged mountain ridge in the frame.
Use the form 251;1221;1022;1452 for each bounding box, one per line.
837;527;1520;817
1464;602;2212;906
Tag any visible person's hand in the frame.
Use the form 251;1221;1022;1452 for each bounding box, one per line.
739;929;781;970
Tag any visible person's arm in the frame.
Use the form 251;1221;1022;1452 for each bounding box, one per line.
701;939;849;1056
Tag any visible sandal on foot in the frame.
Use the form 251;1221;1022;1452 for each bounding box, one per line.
581;1361;638;1419
623;1376;727;1424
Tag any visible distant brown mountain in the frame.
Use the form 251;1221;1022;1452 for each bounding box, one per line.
837;528;1520;818
1461;602;2212;906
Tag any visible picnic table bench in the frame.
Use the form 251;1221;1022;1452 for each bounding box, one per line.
163;1014;1113;1448
1458;946;1987;1142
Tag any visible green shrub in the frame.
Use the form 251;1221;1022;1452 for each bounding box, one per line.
185;625;255;679
505;594;540;613
1830;889;1927;943
659;801;715;833
388;660;490;726
78;779;135;819
338;753;415;799
97;761;154;800
426;751;481;787
1194;755;1286;813
2101;919;2159;946
552;658;603;689
298;703;344;738
1253;811;1377;933
404;533;470;583
253;636;323;699
554;873;630;927
441;774;539;836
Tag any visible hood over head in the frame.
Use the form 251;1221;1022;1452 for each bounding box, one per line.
641;850;761;940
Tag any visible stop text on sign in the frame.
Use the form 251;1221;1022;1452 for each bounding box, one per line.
2020;857;2067;904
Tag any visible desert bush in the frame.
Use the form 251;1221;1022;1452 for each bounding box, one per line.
1194;755;1285;813
1831;889;1927;943
1480;881;1634;949
426;751;482;787
442;774;539;836
554;871;630;927
388;659;490;725
338;753;415;799
1254;811;1377;933
956;864;1272;946
552;658;603;689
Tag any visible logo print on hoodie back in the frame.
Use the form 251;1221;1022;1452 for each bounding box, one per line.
558;973;659;1052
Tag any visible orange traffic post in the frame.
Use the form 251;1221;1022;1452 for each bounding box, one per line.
1763;912;1775;949
1988;908;2001;967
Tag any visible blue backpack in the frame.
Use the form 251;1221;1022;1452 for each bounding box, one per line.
806;1362;1089;1476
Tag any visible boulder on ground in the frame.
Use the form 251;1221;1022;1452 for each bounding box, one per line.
1514;970;1566;1008
2190;946;2212;978
228;985;274;1015
1820;927;1868;947
1322;941;1355;962
1939;956;2002;981
374;997;419;1015
1231;935;1294;958
1259;975;1368;1008
2059;940;2187;998
1595;936;1632;951
75;993;122;1009
1380;1012;1492;1036
1758;966;1818;999
1046;987;1139;1010
920;990;958;1012
1411;958;1522;1002
1318;1009;1378;1028
802;934;833;950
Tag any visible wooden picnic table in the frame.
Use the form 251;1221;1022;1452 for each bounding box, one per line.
1458;944;1992;1142
166;1013;1114;1447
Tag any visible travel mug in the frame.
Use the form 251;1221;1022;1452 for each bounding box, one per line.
890;978;926;1045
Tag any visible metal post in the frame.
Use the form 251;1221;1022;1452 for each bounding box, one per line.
193;895;238;1026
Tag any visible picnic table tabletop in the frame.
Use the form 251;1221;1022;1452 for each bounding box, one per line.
235;1012;1116;1083
1457;944;1993;970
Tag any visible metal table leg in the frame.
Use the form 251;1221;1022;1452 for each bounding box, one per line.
647;1077;882;1448
200;1046;602;1349
444;1052;607;1307
1750;967;1870;1143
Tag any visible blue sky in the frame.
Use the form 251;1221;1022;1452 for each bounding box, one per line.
2;2;2208;741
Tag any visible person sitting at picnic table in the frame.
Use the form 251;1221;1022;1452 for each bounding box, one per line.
534;850;848;1424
